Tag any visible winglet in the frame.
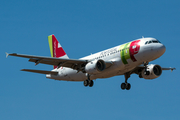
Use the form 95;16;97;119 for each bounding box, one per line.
170;68;176;72
5;52;9;58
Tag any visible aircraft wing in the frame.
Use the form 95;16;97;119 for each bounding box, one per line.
7;53;88;70
131;65;176;75
162;67;176;71
6;53;113;71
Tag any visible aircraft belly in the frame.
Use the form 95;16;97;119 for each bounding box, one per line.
60;68;86;81
47;68;86;81
91;62;139;79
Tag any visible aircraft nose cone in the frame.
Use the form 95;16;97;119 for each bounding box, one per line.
158;44;166;55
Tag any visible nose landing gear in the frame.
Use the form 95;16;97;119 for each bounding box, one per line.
120;62;150;90
121;73;131;90
143;62;150;75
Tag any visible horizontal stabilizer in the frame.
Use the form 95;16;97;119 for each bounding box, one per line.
21;69;58;75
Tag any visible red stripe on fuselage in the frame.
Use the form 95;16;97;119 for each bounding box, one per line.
129;40;140;62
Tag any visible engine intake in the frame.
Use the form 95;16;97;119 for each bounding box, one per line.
85;59;106;74
141;64;162;79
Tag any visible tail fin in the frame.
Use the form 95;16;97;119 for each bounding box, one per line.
48;34;69;69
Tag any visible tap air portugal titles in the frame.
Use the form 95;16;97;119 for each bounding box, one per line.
6;35;175;90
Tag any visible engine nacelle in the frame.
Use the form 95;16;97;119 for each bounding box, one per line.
141;64;162;79
85;59;106;74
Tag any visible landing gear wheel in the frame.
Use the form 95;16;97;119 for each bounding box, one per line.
83;80;89;87
121;83;126;90
126;83;131;90
89;80;94;87
121;73;132;90
121;83;131;90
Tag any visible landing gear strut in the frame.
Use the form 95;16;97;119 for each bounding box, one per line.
143;62;150;75
121;72;131;90
83;74;94;87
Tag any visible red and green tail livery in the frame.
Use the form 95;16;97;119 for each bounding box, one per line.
48;34;68;69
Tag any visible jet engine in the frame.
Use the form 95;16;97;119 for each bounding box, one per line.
141;64;162;79
85;59;106;74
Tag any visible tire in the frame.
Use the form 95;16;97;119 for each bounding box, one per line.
83;80;89;87
121;83;126;90
126;83;131;90
89;80;94;87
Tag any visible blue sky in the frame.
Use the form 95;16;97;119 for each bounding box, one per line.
0;0;179;120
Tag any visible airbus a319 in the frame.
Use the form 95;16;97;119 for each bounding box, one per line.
6;35;175;90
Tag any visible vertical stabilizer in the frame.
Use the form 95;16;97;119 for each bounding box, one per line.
48;34;69;69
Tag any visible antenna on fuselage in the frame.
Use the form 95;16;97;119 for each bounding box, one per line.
142;36;144;38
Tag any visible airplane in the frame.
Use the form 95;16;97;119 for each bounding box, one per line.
6;35;175;90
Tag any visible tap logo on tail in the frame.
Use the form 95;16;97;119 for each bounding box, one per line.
48;34;69;69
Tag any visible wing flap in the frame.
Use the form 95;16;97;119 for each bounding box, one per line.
9;53;86;63
28;58;85;68
21;69;58;75
29;58;60;66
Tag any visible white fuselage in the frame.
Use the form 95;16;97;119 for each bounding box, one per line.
46;37;166;81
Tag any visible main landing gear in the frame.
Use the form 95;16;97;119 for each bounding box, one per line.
121;73;131;90
83;74;94;87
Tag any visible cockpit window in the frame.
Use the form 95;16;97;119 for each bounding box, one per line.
152;40;161;43
157;40;161;43
145;39;161;45
152;40;158;43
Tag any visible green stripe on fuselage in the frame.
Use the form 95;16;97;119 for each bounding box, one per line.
120;42;131;64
